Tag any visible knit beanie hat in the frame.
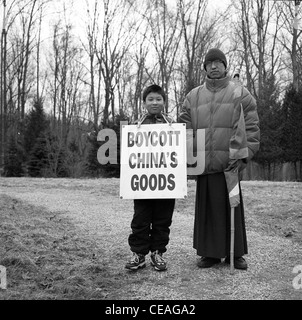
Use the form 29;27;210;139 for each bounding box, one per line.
204;48;227;70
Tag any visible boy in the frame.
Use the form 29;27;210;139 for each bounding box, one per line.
125;84;175;271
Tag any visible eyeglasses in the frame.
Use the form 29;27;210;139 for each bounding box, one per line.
205;60;224;69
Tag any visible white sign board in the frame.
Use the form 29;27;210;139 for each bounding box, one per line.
120;123;187;199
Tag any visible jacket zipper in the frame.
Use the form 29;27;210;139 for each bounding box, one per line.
209;85;216;171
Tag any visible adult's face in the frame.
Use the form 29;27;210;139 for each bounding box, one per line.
205;60;226;79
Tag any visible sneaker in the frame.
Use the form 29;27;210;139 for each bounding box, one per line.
197;257;221;268
125;253;146;270
225;256;247;270
150;250;167;271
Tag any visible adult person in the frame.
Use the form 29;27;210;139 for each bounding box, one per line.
179;48;260;270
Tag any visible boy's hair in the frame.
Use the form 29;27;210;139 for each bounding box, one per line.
142;84;166;102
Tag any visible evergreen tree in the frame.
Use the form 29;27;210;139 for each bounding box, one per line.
3;134;25;177
253;101;283;162
45;131;68;177
86;113;129;178
65;139;87;178
27;133;49;177
24;97;48;157
23;97;53;177
86;130;102;176
253;75;283;179
279;84;302;180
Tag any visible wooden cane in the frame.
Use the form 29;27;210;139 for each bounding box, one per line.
230;207;235;274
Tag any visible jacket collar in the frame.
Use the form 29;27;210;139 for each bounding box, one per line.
146;113;163;120
205;75;230;91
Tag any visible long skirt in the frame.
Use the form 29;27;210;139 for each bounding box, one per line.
193;172;248;259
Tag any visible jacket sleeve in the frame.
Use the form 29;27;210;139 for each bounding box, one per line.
178;92;193;129
241;88;260;161
179;91;199;158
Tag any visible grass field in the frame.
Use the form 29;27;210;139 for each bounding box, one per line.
0;178;302;300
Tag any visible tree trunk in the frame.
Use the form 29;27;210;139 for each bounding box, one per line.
292;1;300;91
0;1;7;172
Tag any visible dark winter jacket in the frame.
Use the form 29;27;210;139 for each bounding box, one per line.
179;76;260;175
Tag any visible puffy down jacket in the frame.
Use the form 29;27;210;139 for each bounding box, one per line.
179;76;260;175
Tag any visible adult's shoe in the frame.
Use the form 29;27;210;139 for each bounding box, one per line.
197;257;221;268
225;256;247;270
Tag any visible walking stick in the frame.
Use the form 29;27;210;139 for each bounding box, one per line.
230;207;235;274
224;166;239;275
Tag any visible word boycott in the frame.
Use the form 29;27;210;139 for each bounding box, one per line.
127;130;181;147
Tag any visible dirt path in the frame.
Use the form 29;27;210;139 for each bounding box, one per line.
1;177;301;300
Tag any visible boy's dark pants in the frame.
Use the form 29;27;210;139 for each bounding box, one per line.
128;198;175;255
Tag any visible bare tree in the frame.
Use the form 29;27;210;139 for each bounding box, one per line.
117;3;151;120
0;0;49;171
35;4;43;99
277;0;302;91
97;0;136;125
19;0;38;120
48;20;86;145
141;0;182;113
178;0;218;94
81;0;103;132
130;38;150;119
232;0;285;99
174;0;224;118
0;0;8;171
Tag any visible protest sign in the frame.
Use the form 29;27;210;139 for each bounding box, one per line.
120;123;187;199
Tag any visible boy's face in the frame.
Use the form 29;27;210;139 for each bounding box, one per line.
144;92;165;115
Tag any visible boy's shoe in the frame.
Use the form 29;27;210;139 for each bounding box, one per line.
197;257;221;268
224;256;247;270
125;253;146;270
150;250;167;271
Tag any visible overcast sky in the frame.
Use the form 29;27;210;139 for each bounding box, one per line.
0;0;232;33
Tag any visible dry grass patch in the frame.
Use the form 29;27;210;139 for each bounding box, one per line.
0;195;115;300
0;178;302;300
